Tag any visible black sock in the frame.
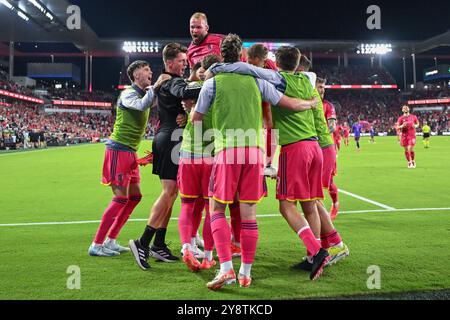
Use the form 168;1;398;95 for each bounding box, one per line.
153;228;167;248
139;225;156;248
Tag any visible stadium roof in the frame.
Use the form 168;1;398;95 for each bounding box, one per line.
0;0;449;58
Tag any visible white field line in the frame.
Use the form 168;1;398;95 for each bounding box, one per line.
339;189;396;210
1;207;450;227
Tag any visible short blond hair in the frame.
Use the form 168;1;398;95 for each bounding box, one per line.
190;12;208;24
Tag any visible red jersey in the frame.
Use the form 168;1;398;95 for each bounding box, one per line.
333;125;342;141
187;33;224;69
323;100;337;120
397;114;419;138
342;126;350;138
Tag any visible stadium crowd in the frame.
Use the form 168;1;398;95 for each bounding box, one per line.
1;62;449;151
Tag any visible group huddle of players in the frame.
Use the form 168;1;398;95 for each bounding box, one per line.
86;12;425;291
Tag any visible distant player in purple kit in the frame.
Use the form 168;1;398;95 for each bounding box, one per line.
352;120;363;151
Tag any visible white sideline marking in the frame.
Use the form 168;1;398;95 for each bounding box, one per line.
1;207;450;227
339;189;396;210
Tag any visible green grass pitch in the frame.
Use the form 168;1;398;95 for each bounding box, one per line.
0;136;449;300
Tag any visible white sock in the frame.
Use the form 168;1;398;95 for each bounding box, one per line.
204;250;213;261
234;242;241;248
239;263;252;277
306;256;313;264
92;242;102;248
190;237;196;247
333;242;344;249
182;243;191;251
220;260;233;273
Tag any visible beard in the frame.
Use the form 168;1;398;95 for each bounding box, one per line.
192;33;207;45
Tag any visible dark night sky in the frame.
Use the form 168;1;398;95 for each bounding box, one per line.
71;0;450;41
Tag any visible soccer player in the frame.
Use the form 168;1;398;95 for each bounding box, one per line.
209;45;333;284
187;13;224;70
178;54;222;272
129;43;199;270
422;120;431;148
88;61;169;257
316;77;340;219
397;105;419;168
352;120;363;151
342;122;350;147
196;35;321;289
247;43;278;179
292;59;348;270
369;125;375;143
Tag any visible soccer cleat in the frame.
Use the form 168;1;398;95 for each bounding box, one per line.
207;269;236;290
103;239;130;253
310;248;330;281
411;161;416;168
263;165;278;179
330;202;340;221
88;244;120;257
327;244;350;267
408;161;413;169
129;239;151;270
231;242;241;258
200;258;217;270
151;244;180;263
291;257;313;272
195;232;205;249
238;273;252;288
180;245;205;260
182;249;201;272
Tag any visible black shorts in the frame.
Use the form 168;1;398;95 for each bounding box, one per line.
423;133;430;138
152;130;182;181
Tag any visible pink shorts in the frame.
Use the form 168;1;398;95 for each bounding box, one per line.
401;135;416;147
102;148;140;187
177;157;213;199
277;141;324;202
322;145;337;188
209;147;264;204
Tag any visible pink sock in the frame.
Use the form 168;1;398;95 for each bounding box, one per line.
108;194;142;239
405;151;411;161
210;212;232;263
298;227;321;256
191;198;204;238
202;200;214;251
229;201;241;243
410;151;415;161
321;229;343;249
93;196;127;244
178;198;196;246
328;180;339;205
240;220;259;264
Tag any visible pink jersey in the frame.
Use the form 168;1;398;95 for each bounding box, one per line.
397;114;419;137
187;33;224;69
323;100;337;120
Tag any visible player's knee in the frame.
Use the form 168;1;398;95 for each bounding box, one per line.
129;194;142;203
